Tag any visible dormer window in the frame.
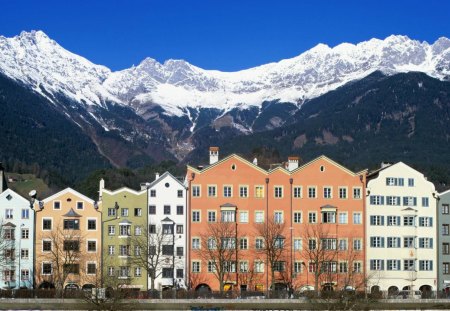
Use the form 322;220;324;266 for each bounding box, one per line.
54;201;61;210
77;202;84;210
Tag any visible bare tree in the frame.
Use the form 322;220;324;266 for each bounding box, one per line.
0;222;18;287
197;222;238;293
255;218;287;291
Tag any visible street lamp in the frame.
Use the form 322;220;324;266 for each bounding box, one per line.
28;190;43;289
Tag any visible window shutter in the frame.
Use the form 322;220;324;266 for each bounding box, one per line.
413;197;417;206
381;260;384;270
430;261;433;271
430;218;433;227
397;216;401;225
381;237;385;248
403;197;407;206
370;196;374;205
381;196;385;205
397;197;401;205
381;216;385;226
370;260;374;270
386;178;389;186
397;237;401;247
430;238;433;248
399;178;404;186
397;260;400;269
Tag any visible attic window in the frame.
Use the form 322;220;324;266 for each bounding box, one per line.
231;164;236;171
6;194;12;201
320;166;325;172
67;198;72;202
165;183;170;188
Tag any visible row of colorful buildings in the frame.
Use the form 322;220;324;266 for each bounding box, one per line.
0;147;449;296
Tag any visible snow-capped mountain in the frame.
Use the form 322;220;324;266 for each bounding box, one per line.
1;31;449;119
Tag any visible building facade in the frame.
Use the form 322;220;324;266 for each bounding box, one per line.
141;172;187;290
34;188;101;290
438;189;450;291
99;181;148;291
365;162;437;295
0;188;34;289
187;147;366;292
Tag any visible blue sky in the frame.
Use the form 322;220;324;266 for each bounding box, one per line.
1;0;449;71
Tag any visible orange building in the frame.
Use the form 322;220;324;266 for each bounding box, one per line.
187;148;366;293
34;188;101;290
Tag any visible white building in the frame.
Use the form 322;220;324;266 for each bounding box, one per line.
0;188;34;289
366;162;437;296
142;172;187;290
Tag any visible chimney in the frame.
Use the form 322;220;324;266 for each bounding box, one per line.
0;162;7;194
253;158;258;166
209;147;219;165
155;172;160;180
99;178;105;200
287;156;299;171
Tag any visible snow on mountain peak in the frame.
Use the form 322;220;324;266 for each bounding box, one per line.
0;31;449;118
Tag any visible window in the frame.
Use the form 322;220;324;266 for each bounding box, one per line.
370;260;384;271
417;260;433;271
87;263;96;274
119;224;131;236
386;177;404;186
339;239;348;251
135;267;142;277
293;212;302;223
353;187;361;199
42;263;52;275
43;219;52;230
53;201;61;210
255;238;264;249
108;225;115;235
443;243;450;255
353;262;362;273
224;261;236;273
134;208;142;216
108;208;116;217
444;263;450;274
119;266;130;278
240;211;248;223
322;261;337;273
422;197;429;207
149;225;156;233
43;240;51;252
64;264;80;274
339;262;348;273
5;209;13;219
294;186;302;198
64;219;80;230
108;245;115;255
274;186;283;198
387;260;401;271
255;261;264;273
255;186;264;198
443;204;450;215
273;261;285;272
386;196;401;206
176;269;184;278
404;237;415;248
403;216;415;226
192;261;200;273
419;238;433;249
162;224;173;234
339;213;348;224
353;213;362;224
21;269;29;281
408;178;415;187
150;189;156;197
63;240;80;251
135;226;142;236
309;239;317;250
207;237;216;249
121;208;129;217
387;237;401;248
162;245;174;256
87;219;96;230
240;261;249;273
207;185;216;197
353;239;362;251
443;224;450;236
119;245;131;256
149;205;156;215
207;261;215;273
21;228;29;239
21;249;29;259
240;238;248;250
274;211;283;223
164;205;171;215
22;209;29;219
177;190;183;198
322;211;336;223
323;187;332;199
387;216;400;226
322;238;337;250
370;237;384;248
176;246;183;256
192;238;200;249
239;186;248;198
222;237;236;249
339;187;347;199
274;237;285;249
176;225;183;234
3;228;14;240
404;259;415;271
294;239;302;250
419;217;433;227
192;211;200;222
221;210;235;222
308;187;316;198
208;211;216;222
87;240;97;252
294;262;303;273
370;215;384;226
370;195;384;205
223;186;232;197
309;212;317;224
177;205;183;215
192;186;200;197
255;211;264;223
108;267;115;276
77;202;84;210
403;196;417;206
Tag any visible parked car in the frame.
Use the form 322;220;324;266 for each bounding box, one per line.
395;290;422;299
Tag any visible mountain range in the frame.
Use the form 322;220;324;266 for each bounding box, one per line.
0;31;449;188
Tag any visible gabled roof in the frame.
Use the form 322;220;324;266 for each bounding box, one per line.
63;208;82;217
102;186;146;196
439;188;450;196
188;154;268;175
145;171;186;190
0;188;30;204
291;155;367;177
42;187;95;204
